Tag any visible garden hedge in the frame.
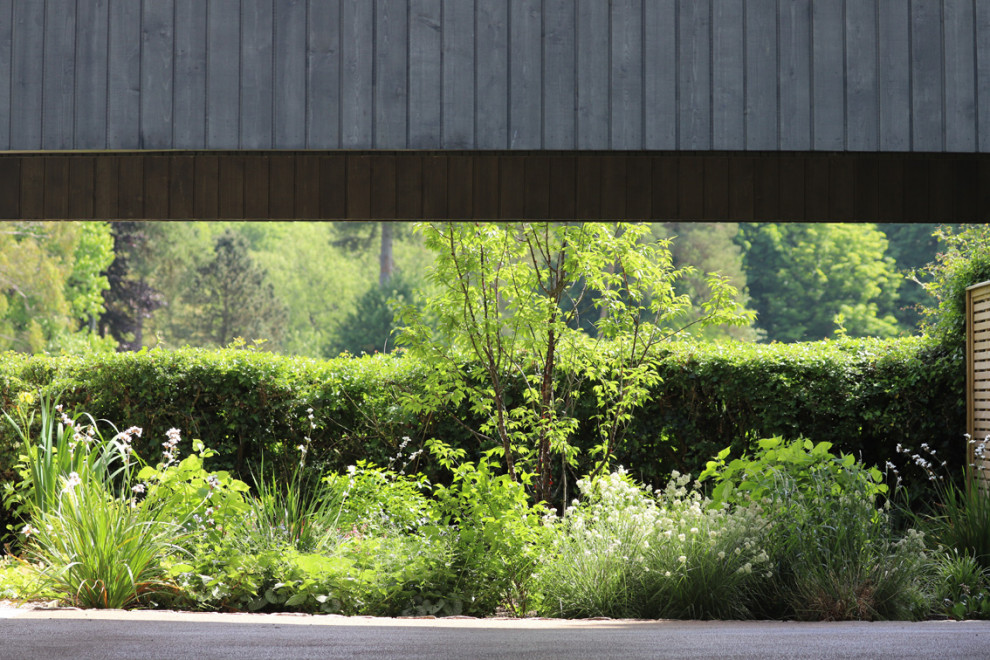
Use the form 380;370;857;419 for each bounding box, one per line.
0;336;965;534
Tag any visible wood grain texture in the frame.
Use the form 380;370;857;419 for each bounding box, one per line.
644;0;677;149
612;0;644;150
42;0;76;150
240;0;274;149
476;0;509;149
275;0;308;148
375;0;409;149
509;0;542;148
408;0;442;148
307;0;341;148
878;1;911;151
207;0;241;148
576;0;610;149
173;0;207;148
713;0;745;150
0;0;12;150
746;0;777;150
442;0;474;148
10;1;45;149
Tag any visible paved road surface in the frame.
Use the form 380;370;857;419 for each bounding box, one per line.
2;605;990;659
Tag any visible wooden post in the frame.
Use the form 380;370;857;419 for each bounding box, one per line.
966;281;990;491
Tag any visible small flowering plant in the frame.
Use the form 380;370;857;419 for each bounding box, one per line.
135;432;250;540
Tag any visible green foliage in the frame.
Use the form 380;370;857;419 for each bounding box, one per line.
918;471;990;571
398;222;753;503
20;477;187;609
916;224;990;349
536;470;768;619
932;551;990;620
427;440;550;615
738;223;904;342
699;436;887;506
330;273;416;356
0;221;114;354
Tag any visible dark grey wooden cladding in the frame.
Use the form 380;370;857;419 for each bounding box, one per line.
1;0;989;153
1;150;987;221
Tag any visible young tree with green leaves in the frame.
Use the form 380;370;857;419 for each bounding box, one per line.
397;222;753;506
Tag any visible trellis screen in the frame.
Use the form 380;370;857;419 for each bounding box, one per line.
967;281;990;489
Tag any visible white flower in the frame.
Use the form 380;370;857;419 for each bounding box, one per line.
677;533;686;542
132;483;146;494
678;555;687;563
63;472;82;491
20;524;38;537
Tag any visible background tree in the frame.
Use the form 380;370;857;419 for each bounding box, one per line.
100;222;166;351
329;272;416;356
0;221;114;354
183;229;287;348
879;223;959;330
737;223;902;342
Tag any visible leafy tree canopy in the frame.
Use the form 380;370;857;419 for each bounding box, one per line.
737;223;903;342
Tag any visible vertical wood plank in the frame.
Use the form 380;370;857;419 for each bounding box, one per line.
509;0;542;148
43;158;69;218
612;0;644;149
0;158;20;218
20;158;45;219
911;1;944;152
746;0;778;149
168;155;196;218
43;0;76;150
207;0;241;148
713;0;745;150
143;156;170;218
678;0;710;150
812;0;844;150
442;0;474;147
319;155;347;218
244;157;270;218
295;155;320;218
240;0;274;149
347;155;372;218
600;155;626;218
728;156;755;220
307;0;341;148
625;156;652;219
978;3;990;153
878;1;911;151
174;0;207;148
447;155;472;218
269;154;295;218
828;156;855;220
577;0;610;148
274;0;307;148
703;156;730;220
10;1;45;149
376;0;409;148
94;156;119;218
108;1;141;148
193;155;219;219
678;156;705;219
929;158;955;221
499;155;525;218
118;156;145;219
846;1;878;151
643;0;676;149
778;155;805;220
979;159;990;220
371;155;398;218
802;158;826;219
943;0;977;152
140;0;174;149
548;155;576;219
877;156;905;221
523;155;550;218
954;158;978;221
472;155;500;218
779;0;812;150
852;156;879;221
0;0;11;150
341;1;374;147
218;156;245;219
423;155;449;218
68;157;95;218
544;0;576;149
752;157;779;219
652;155;679;219
396;154;424;219
476;0;509;149
74;0;109;149
408;0;442;148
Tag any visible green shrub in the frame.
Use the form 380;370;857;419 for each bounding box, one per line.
0;334;964;534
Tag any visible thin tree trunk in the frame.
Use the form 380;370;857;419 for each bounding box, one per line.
380;222;394;286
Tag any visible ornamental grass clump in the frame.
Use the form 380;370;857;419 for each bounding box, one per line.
702;437;932;621
536;469;768;619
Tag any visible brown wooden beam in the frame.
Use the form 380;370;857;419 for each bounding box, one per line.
0;150;987;221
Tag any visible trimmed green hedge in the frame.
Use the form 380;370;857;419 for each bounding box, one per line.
0;336;964;528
